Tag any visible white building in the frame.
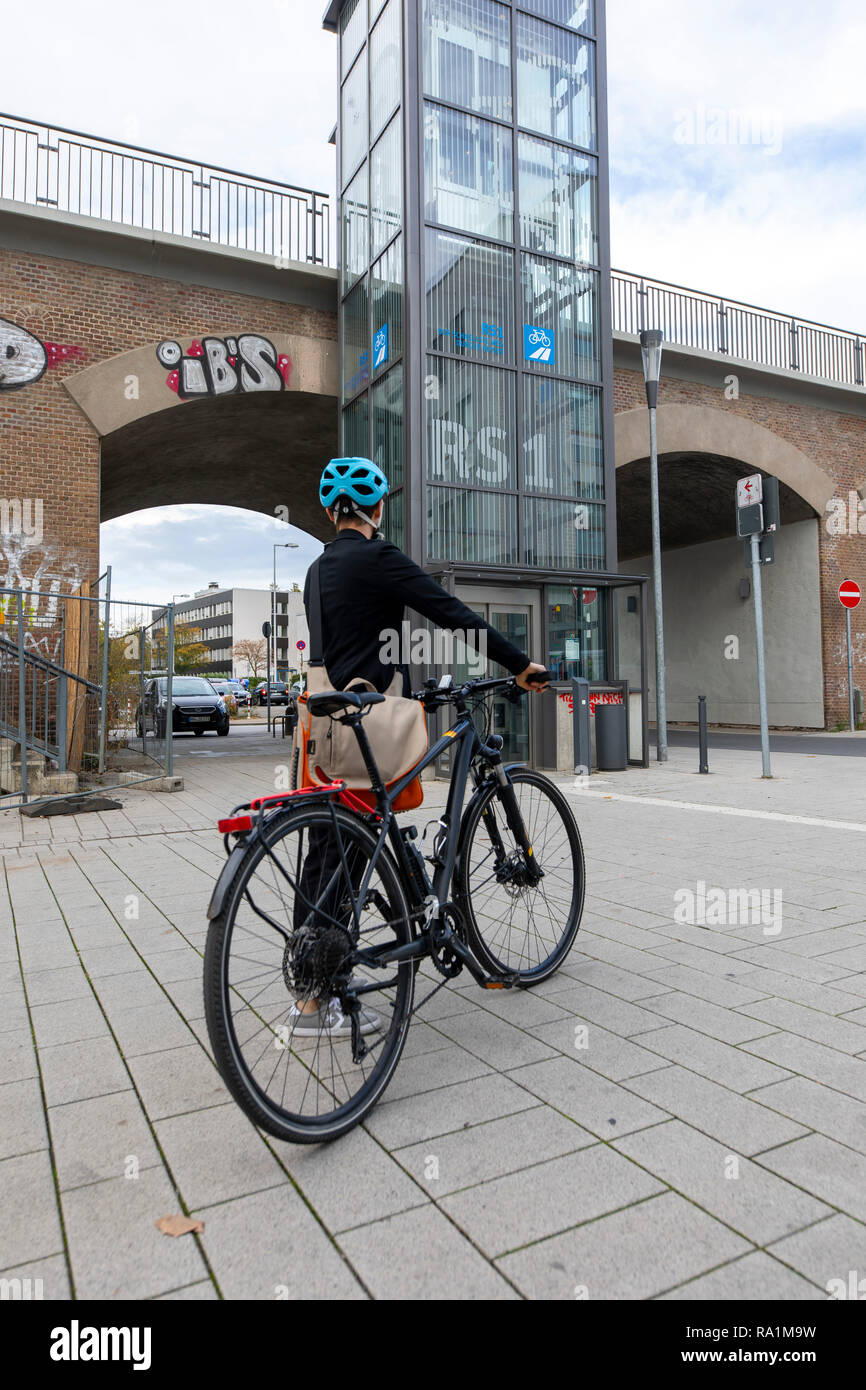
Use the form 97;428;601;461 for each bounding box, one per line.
155;584;309;679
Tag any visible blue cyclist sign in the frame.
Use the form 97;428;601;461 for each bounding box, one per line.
524;324;555;365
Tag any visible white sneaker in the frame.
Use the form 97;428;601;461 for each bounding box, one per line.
287;1000;381;1037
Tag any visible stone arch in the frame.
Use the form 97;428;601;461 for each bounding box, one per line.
614;403;836;515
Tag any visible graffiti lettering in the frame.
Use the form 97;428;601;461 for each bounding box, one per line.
0;318;83;392
157;335;292;399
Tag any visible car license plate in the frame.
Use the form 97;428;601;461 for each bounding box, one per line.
189;716;210;722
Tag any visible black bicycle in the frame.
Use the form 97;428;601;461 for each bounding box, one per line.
204;673;585;1143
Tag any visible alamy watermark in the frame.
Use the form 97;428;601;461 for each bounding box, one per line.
674;879;782;936
0;497;43;545
379;622;487;677
825;491;866;536
674;104;784;156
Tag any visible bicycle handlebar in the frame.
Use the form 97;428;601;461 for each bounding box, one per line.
412;671;555;710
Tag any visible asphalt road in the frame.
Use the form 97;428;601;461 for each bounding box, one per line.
171;720;866;764
652;727;866;758
170;719;292;759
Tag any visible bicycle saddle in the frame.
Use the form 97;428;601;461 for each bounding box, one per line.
307;689;386;717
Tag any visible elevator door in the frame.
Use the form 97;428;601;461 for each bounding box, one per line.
455;587;538;766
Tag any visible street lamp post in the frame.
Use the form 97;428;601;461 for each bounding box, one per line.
271;542;299;730
640;329;668;762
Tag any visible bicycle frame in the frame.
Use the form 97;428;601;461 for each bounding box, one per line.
209;676;542;991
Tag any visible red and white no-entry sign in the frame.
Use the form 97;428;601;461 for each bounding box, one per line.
839;580;862;610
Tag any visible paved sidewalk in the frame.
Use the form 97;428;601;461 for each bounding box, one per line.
1;736;866;1300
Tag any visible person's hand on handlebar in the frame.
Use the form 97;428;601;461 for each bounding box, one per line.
516;663;550;691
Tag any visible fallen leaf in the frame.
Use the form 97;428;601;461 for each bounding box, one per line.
155;1214;204;1238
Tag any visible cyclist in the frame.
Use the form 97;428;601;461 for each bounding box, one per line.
288;457;549;1038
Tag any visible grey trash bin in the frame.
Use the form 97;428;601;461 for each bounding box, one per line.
595;702;628;770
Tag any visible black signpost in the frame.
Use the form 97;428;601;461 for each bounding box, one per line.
262;620;272;733
736;474;780;778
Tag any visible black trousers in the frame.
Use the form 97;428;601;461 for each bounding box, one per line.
294;822;367;935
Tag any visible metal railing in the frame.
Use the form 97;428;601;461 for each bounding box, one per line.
612;269;865;390
0;575;176;804
0;112;330;265
2;115;863;387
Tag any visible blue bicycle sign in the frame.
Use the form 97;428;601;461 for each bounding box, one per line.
524;324;555;364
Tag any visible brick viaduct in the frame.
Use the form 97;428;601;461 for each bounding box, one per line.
1;199;864;728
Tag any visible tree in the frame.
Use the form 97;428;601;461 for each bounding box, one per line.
233;636;267;676
173;623;209;671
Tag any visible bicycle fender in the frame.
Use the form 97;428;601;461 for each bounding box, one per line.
207;842;249;920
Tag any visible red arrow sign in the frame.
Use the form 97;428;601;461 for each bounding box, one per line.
839;580;862;610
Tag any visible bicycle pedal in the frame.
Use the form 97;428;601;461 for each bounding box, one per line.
483;975;519;990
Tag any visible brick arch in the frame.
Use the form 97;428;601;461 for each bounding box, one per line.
100;390;335;542
614;403;837;515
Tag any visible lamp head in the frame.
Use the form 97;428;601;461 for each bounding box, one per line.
640;329;663;408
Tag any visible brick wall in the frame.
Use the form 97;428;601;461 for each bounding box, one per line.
0;243;336;593
614;365;866;727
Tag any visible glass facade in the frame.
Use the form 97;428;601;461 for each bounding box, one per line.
426;230;514;363
332;0;622;762
339;0;405;547
336;0;611;687
422;0;512;121
370;0;401;138
422;0;606;572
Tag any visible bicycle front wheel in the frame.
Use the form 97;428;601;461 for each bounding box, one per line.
455;768;584;984
204;803;414;1144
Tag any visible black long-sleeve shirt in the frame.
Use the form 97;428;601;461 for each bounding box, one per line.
304;530;530;694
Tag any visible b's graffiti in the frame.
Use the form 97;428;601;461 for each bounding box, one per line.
157;335;292;399
0;317;83;391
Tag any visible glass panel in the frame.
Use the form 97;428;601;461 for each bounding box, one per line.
427;487;518;563
424;102;513;241
341;162;368;294
520;255;600;381
371;0;387;19
519;135;598;263
524;498;605;569
426;356;516;489
385;488;404;549
370;115;403;260
372;364;404;490
371;236;403;376
516;13;596;149
370;0;401;140
547;583;607;683
423;0;512;122
341;46;369;187
489;609;530;760
426;229;513;363
522;379;603;497
341;395;369;457
341;0;367;78
517;0;594;35
343;278;370;400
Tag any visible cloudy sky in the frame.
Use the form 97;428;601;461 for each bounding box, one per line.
4;0;864;600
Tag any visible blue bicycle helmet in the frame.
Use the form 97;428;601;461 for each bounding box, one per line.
319;457;389;511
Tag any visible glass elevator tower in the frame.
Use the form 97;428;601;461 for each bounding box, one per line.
323;0;645;768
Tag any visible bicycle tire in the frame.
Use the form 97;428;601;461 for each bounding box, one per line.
455;768;584;984
204;803;415;1143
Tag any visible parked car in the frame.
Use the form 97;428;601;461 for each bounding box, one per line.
225;679;251;708
208;680;239;715
256;680;290;706
135;676;230;738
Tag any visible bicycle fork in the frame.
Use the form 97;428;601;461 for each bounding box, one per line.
482;760;545;888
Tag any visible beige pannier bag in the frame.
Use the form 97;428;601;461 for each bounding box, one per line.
293;556;427;793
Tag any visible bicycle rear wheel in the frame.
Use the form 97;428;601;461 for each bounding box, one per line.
455;768;584;984
204;803;414;1143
